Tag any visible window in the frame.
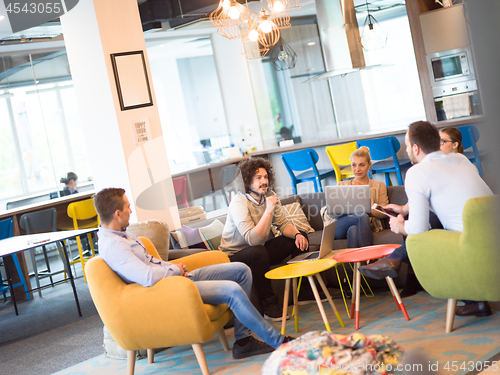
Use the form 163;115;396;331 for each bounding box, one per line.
0;52;92;208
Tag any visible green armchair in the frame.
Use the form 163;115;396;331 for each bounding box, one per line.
407;195;500;333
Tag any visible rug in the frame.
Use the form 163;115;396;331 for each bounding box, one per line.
54;292;500;375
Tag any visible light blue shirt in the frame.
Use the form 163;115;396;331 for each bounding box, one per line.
98;226;181;287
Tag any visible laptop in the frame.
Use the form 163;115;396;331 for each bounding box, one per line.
287;221;337;264
325;185;372;216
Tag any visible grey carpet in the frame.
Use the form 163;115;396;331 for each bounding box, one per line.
0;276;104;375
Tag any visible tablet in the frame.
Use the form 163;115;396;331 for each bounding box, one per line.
371;203;398;218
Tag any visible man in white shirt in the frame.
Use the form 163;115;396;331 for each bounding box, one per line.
359;121;493;317
94;188;292;359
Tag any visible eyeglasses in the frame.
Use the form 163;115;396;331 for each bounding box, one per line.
440;139;453;145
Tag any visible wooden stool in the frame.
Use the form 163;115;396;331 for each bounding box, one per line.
265;259;345;335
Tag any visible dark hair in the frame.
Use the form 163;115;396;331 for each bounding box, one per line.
93;188;126;224
440;127;464;153
408;121;440;154
238;157;275;194
60;172;78;184
279;126;293;140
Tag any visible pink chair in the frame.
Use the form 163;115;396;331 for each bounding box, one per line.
173;176;189;208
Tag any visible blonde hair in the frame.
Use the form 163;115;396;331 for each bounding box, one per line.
350;146;371;164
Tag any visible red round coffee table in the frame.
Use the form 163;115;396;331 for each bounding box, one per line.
333;244;410;329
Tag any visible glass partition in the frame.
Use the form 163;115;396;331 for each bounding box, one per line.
146;37;231;212
0;51;92;210
247;7;426;145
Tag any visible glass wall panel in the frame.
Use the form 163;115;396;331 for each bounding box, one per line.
247;8;425;145
0;51;92;210
146;37;231;212
0;96;23;199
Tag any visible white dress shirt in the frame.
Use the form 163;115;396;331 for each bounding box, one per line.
98;226;181;287
404;151;492;235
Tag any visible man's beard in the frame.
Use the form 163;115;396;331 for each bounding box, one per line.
249;184;268;197
408;151;418;165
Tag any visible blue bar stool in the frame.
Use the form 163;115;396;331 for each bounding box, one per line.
457;125;483;176
0;218;31;302
356;136;411;186
281;148;336;194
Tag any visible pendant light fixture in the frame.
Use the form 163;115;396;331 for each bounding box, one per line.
266;0;301;12
241;35;270;60
209;0;258;39
269;38;297;71
255;7;280;48
270;9;291;29
359;0;388;51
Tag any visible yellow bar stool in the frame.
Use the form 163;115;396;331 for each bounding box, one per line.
325;142;357;183
59;199;99;282
265;259;345;335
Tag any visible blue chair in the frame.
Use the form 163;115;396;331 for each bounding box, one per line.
457;125;483;176
356;136;411;186
281;148;336;194
0;218;31;302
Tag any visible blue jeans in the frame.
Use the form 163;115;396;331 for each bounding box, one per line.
187;262;284;349
335;213;372;248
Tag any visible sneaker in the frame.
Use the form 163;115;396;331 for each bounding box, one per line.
263;302;289;321
282;336;294;344
232;336;275;359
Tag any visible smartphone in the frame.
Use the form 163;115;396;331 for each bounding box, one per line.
371;203;398;218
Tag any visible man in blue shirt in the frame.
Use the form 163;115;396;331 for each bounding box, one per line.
93;187;291;359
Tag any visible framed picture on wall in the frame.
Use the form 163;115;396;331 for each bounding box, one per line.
110;50;153;111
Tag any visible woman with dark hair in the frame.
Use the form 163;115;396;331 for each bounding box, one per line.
439;127;464;154
60;172;79;194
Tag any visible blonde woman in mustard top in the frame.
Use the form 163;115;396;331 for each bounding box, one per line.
335;146;389;247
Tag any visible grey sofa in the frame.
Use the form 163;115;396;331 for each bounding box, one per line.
168;185;409;305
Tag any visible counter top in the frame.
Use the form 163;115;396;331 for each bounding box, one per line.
249;116;483;157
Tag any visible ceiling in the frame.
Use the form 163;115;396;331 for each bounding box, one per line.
0;0;406;43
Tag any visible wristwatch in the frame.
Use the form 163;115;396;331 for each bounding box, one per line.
294;232;303;239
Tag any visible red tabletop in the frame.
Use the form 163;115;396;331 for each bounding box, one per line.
333;244;400;263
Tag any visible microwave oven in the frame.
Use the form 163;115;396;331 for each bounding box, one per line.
426;47;475;88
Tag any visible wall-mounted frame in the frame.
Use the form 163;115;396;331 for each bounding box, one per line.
110;51;153;111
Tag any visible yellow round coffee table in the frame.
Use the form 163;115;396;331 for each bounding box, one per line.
265;259;345;335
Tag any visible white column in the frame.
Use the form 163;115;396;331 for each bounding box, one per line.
60;0;180;229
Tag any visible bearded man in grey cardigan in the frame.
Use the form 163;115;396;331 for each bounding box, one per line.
219;158;309;321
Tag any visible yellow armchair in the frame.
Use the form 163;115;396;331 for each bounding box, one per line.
85;243;233;375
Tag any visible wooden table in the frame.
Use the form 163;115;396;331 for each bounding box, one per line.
265;259;344;335
0;228;98;316
333;244;410;329
0;191;95;299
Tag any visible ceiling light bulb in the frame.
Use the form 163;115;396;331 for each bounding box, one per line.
222;0;230;11
248;29;259;41
273;1;285;12
227;6;240;20
260;20;272;33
